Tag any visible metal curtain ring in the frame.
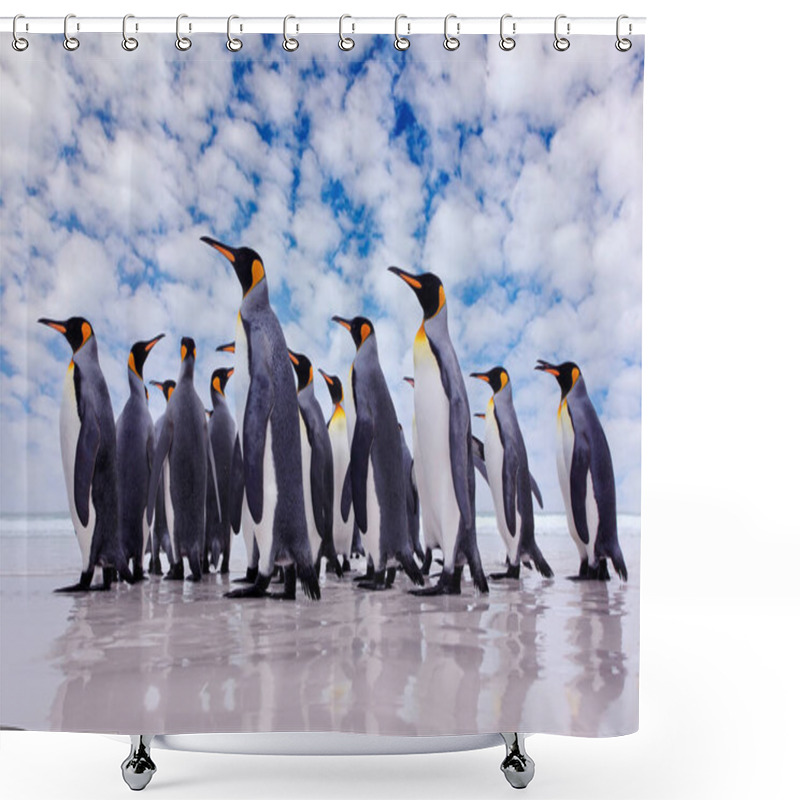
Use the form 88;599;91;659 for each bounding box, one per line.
339;14;355;51
122;14;138;51
615;14;632;52
227;15;243;51
176;14;192;51
443;14;460;51
63;13;80;51
283;15;299;52
394;15;410;51
499;14;515;51
553;14;570;51
12;14;29;51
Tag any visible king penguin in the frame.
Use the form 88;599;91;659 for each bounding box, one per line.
287;350;342;578
38;317;134;591
147;380;176;574
205;366;236;575
332;316;424;590
535;360;628;581
389;268;488;595
319;370;354;573
201;236;319;601
470;368;553;580
399;423;424;564
147;338;218;582
116;334;164;582
215;341;259;584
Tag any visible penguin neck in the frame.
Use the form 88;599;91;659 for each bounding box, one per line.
422;303;448;339
178;358;195;384
72;336;99;368
494;384;513;411
211;390;226;410
241;280;270;313
354;336;379;371
127;369;146;399
297;382;314;406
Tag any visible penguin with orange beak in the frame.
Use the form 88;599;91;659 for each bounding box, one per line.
116;334;164;582
389;267;488;595
535;360;628;581
201;236;319;601
38;316;134;591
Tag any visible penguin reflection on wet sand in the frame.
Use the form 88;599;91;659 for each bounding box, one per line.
216;341;259;585
389;267;488;595
332;316;424;591
319;370;355;573
205;367;236;574
535;360;628;581
470;368;552;580
116;334;164;582
147;380;176;574
38;317;135;591
147;337;219;582
287;350;341;578
202;236;319;601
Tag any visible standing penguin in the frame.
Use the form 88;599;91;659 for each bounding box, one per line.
38;317;134;591
319;370;355;573
535;360;628;581
147;338;216;582
205;367;236;574
201;236;319;601
332;316;424;590
116;334;164;582
470;368;553;580
399;423;424;564
389;268;488;595
147;380;176;574
287;350;341;578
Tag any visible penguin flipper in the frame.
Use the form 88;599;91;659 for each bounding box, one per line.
569;434;592;546
74;414;101;528
206;426;222;524
147;417;173;526
529;471;544;509
350;413;374;534
229;434;244;534
407;461;419;518
341;461;353;522
305;408;334;546
242;373;274;524
471;436;489;484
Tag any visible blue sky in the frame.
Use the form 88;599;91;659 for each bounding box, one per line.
0;33;644;514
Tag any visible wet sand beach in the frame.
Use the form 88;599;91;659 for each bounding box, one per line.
0;514;639;737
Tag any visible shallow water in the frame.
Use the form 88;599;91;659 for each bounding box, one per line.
0;514;639;737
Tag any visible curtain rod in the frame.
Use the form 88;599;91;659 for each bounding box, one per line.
1;16;646;37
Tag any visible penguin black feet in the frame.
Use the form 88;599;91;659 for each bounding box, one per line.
232;566;257;584
499;733;535;790
356;568;390;591
266;566;297;600
341;557;351;573
132;563;147;583
421;548;433;575
121;735;156;791
148;555;162;576
490;563;521;580
409;568;462;596
164;562;184;581
568;559;611;581
224;572;271;599
54;569;94;593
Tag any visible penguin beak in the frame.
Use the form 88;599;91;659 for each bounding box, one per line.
149;381;164;390
200;236;236;263
145;333;165;352
535;360;559;377
388;266;422;290
227;368;234;379
38;318;67;334
403;377;415;387
320;370;334;386
287;350;299;366
470;372;491;383
216;342;235;353
474;413;486;419
331;316;352;331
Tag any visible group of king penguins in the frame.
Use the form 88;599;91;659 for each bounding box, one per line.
38;236;627;600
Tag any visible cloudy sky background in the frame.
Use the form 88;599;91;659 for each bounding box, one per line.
0;33;643;515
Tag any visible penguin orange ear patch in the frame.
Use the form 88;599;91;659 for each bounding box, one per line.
499;371;509;390
128;352;138;376
181;345;187;362
571;366;580;386
81;321;92;344
251;259;265;287
438;284;446;311
213;376;222;395
360;323;371;344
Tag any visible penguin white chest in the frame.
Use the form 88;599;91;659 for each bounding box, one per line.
298;413;320;562
556;404;587;559
60;365;95;571
233;315;249;434
484;404;520;562
328;411;351;555
412;331;457;560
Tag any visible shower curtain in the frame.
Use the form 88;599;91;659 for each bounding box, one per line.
0;29;643;739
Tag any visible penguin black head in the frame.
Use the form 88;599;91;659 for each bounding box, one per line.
332;316;375;350
403;376;415;388
201;236;265;298
470;367;509;394
216;341;236;354
180;337;197;363
319;370;343;405
535;360;581;399
150;379;176;402
38;316;94;354
287;349;313;390
128;334;165;380
388;267;445;320
210;367;234;397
